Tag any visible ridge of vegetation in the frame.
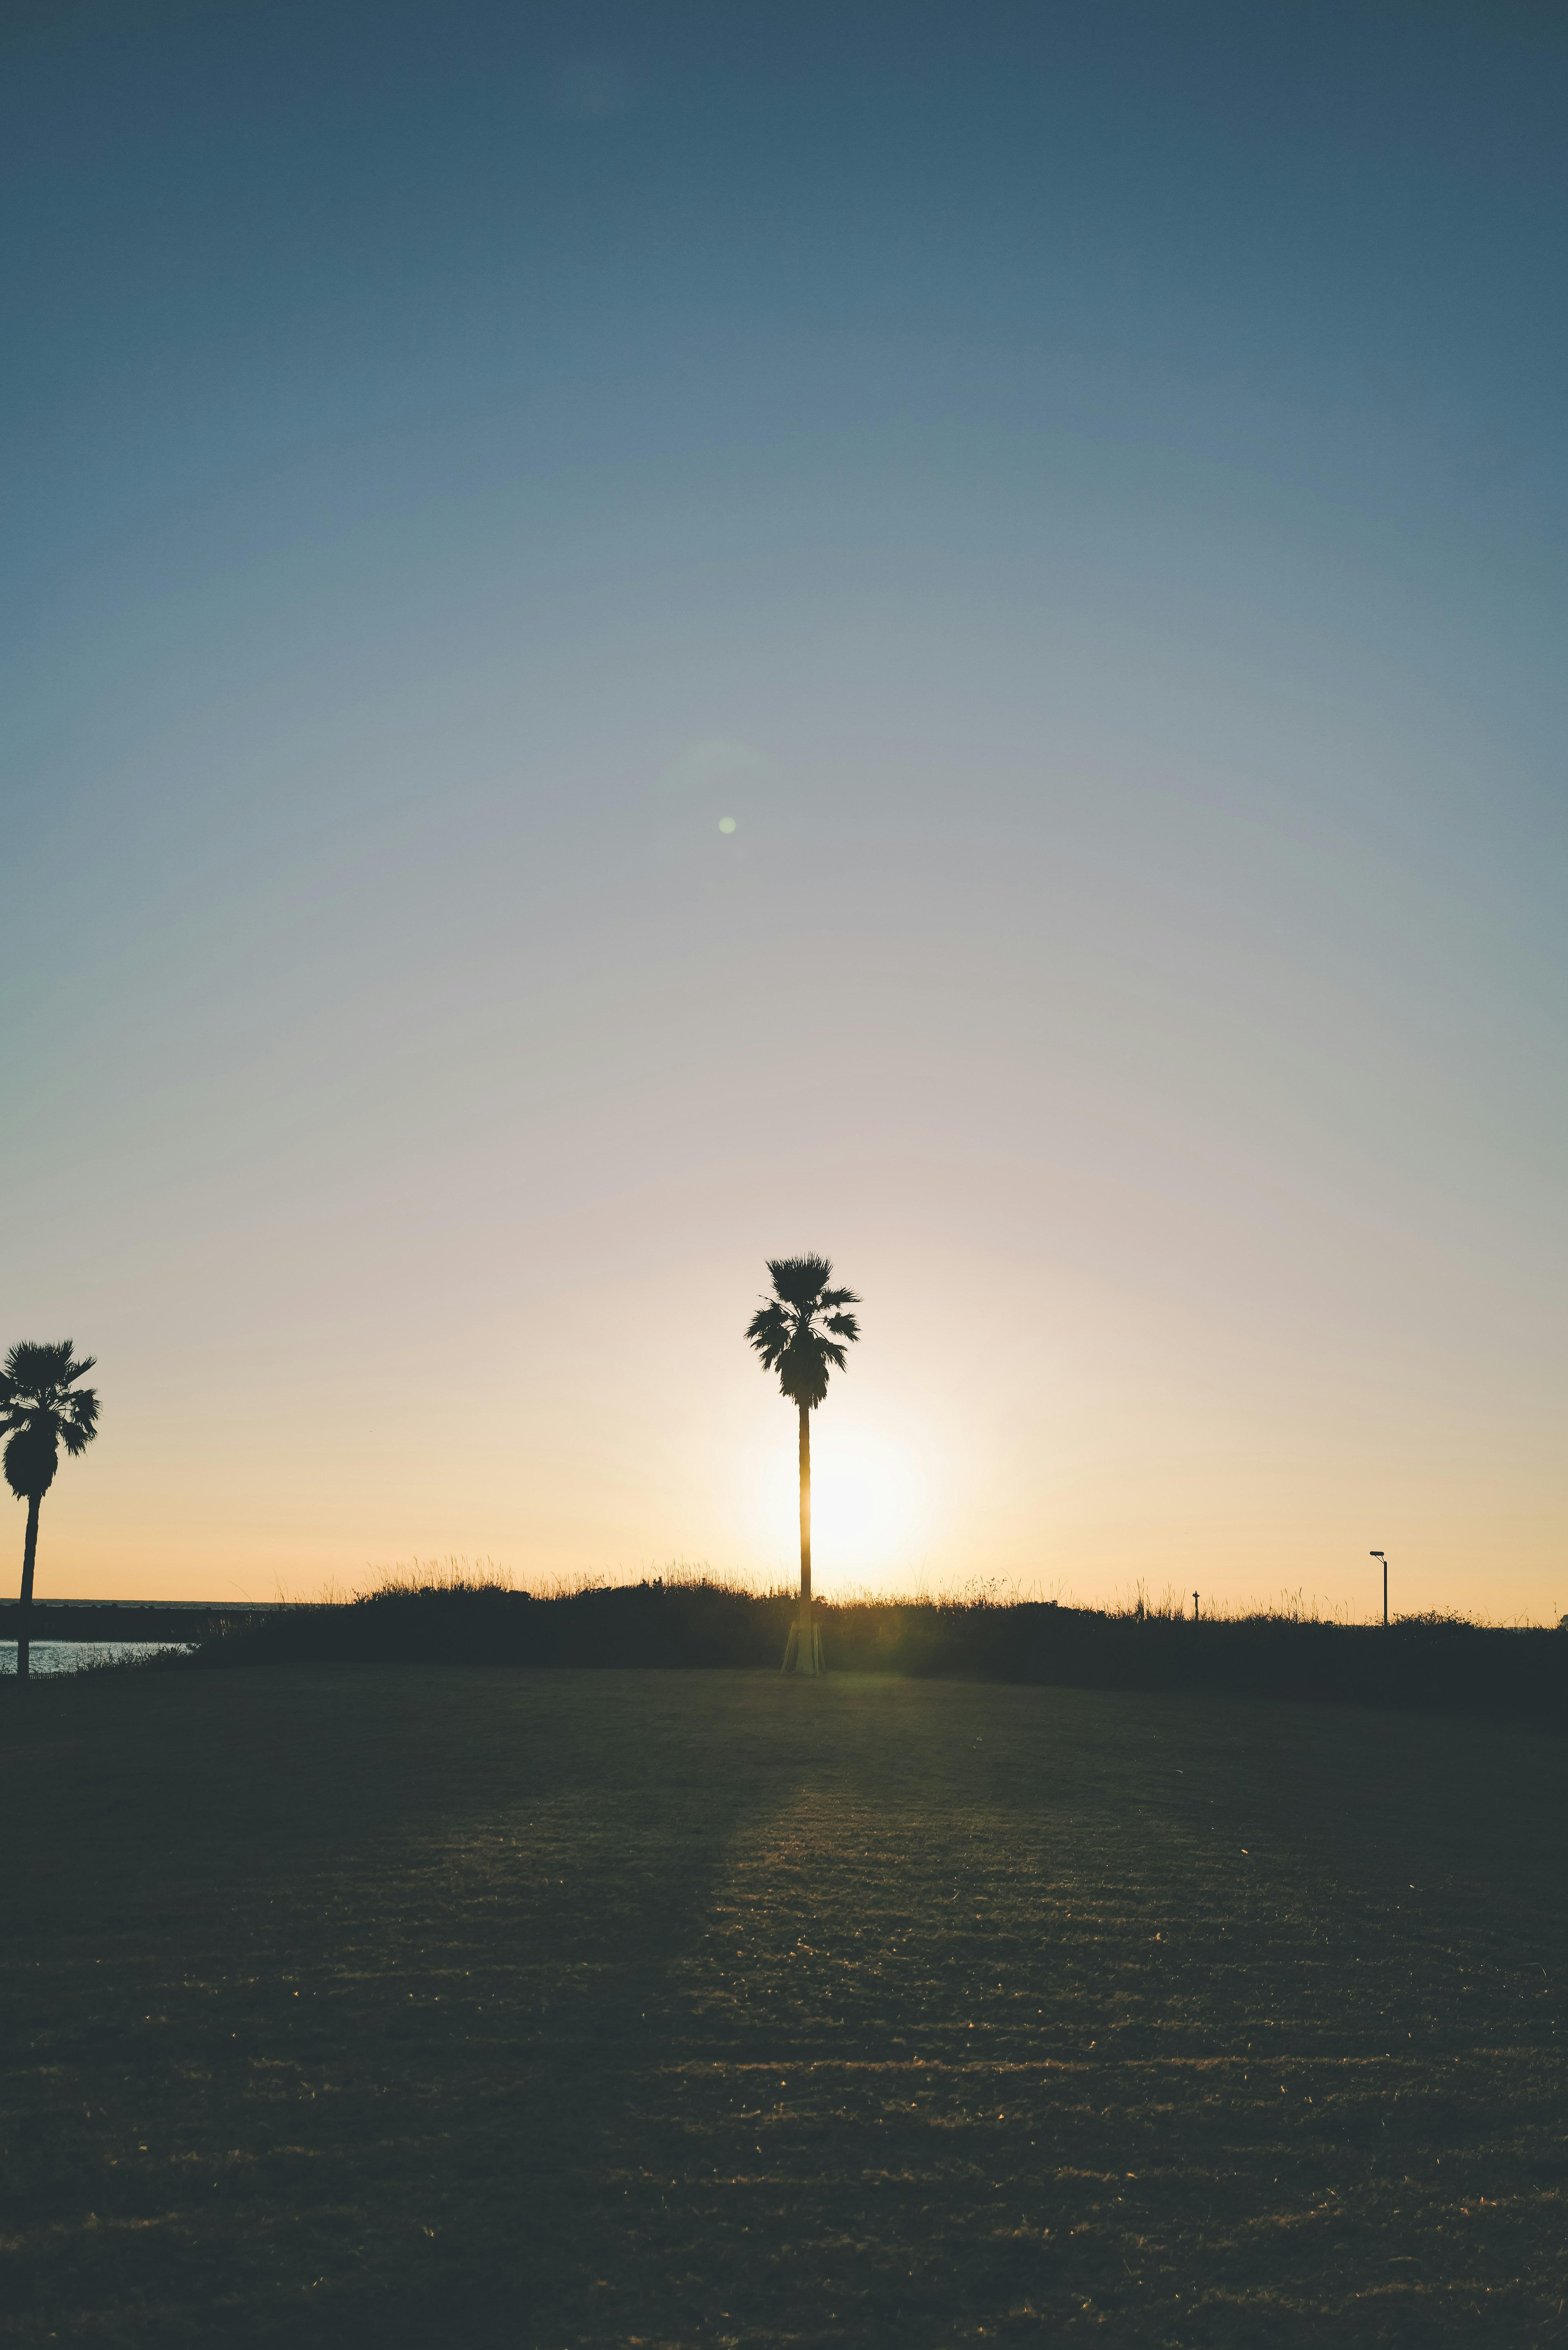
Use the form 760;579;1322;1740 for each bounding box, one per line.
163;1568;1567;1726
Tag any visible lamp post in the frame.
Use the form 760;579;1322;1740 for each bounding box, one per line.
1192;1590;1199;1622
1370;1551;1386;1627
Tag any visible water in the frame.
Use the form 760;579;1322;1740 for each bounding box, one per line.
0;1641;192;1676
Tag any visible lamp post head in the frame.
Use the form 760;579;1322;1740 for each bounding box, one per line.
1372;1550;1388;1626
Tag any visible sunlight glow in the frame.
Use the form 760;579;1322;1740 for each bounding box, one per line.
737;1412;940;1588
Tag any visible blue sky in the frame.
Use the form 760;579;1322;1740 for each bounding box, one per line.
3;0;1564;1610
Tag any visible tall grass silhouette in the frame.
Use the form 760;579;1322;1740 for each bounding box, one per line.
167;1568;1566;1725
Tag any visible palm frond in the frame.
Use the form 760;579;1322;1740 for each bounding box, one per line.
745;1301;791;1342
4;1423;58;1503
58;1402;100;1457
0;1340;100;1455
778;1339;831;1409
744;1300;794;1371
2;1340;94;1394
747;1259;862;1408
764;1254;836;1309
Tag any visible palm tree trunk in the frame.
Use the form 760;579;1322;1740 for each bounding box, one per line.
16;1492;40;1686
796;1399;818;1674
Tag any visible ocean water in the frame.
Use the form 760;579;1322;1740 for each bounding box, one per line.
0;1641;192;1676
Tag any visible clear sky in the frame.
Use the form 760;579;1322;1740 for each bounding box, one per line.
3;0;1564;1618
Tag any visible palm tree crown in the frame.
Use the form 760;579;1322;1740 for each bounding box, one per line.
745;1255;861;1409
1;1340;100;1504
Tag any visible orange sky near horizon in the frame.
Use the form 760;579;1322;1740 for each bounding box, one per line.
12;1219;1563;1627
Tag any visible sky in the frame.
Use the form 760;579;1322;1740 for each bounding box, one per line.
2;0;1564;1619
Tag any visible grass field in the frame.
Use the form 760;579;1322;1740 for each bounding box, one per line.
3;1668;1565;2346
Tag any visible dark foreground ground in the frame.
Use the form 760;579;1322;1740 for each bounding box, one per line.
2;1670;1565;2348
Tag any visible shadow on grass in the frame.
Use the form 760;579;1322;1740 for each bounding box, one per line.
0;1665;791;2346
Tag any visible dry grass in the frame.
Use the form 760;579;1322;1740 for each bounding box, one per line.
2;1668;1564;2346
347;1558;787;1602
340;1564;1562;1629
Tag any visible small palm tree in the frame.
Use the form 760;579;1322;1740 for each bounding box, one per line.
746;1257;860;1676
2;1342;100;1685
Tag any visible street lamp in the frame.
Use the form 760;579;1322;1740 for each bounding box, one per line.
1370;1551;1386;1627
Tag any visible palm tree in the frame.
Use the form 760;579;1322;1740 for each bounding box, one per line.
2;1342;100;1685
746;1256;860;1676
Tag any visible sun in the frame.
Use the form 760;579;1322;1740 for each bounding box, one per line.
739;1411;936;1587
811;1427;927;1573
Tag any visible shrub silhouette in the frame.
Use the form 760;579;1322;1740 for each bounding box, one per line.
174;1575;1567;1728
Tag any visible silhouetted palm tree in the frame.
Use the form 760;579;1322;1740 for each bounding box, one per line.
2;1342;100;1685
746;1257;860;1676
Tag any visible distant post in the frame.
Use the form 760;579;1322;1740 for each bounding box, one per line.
1371;1550;1387;1626
1192;1590;1199;1621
